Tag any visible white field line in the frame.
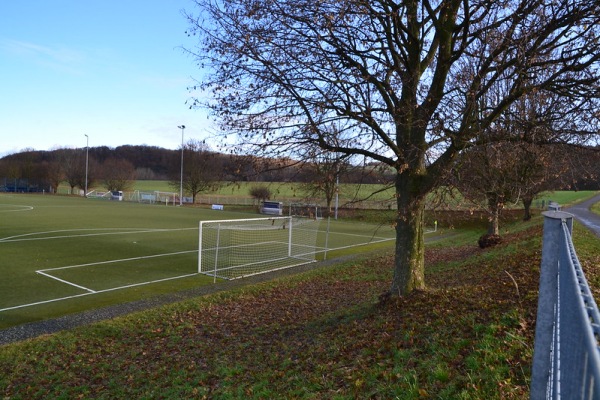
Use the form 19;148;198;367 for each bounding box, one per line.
0;227;195;243
0;272;199;313
321;231;393;241
0;204;34;212
317;236;395;253
1;224;428;313
37;250;197;273
0;225;198;312
2;250;198;312
36;270;96;293
205;259;316;281
313;224;435;253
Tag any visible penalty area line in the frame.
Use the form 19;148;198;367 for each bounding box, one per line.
0;272;200;313
37;250;197;273
0;292;95;313
36;270;96;293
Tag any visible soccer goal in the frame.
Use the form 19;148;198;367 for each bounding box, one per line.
155;191;178;205
289;203;324;219
198;216;321;281
128;190;177;204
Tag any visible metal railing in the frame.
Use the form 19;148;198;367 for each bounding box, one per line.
531;211;600;399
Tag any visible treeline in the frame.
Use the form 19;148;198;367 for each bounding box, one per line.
1;144;598;195
0;145;393;193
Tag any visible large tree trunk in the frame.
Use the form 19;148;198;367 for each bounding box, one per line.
522;196;533;221
488;208;500;235
390;173;426;296
486;194;502;235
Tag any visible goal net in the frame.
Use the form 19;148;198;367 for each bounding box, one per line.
289;203;324;219
129;191;178;204
198;216;321;280
155;191;178;205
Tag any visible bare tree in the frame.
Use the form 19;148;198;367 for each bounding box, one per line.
170;140;222;203
453;142;525;236
100;158;136;192
298;149;349;217
0;158;21;191
513;144;558;221
45;159;64;194
59;149;98;195
185;0;600;296
452;85;572;231
62;150;86;194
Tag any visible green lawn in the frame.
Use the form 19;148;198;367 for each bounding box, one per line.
1;189;594;329
0;193;396;329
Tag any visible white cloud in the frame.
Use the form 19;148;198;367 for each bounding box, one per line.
1;38;86;75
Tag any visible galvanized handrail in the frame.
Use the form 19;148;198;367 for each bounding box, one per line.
531;211;600;399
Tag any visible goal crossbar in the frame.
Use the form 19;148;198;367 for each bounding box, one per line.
198;216;320;281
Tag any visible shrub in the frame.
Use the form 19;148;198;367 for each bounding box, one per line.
478;234;503;248
249;185;271;202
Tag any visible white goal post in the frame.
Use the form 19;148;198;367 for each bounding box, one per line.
289;203;324;219
198;216;321;281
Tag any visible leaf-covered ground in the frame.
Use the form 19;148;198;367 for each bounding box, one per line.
0;225;544;399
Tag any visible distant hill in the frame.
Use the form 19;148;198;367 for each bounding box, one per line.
0;145;395;194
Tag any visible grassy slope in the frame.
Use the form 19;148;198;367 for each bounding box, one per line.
1;217;556;399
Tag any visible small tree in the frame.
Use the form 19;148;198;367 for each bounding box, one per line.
170;140;222;203
45;160;63;194
61;150;90;195
298;151;348;217
453;142;521;237
249;185;271;205
100;158;136;192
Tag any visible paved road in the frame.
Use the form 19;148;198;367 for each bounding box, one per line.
565;194;600;237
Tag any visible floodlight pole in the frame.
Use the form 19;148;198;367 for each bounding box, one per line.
84;134;89;197
334;173;339;220
334;155;340;220
178;125;186;206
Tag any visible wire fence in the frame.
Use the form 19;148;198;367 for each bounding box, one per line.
531;210;600;399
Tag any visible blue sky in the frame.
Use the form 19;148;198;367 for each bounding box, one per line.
0;0;210;156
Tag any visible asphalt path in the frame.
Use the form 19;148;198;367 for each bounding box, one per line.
565;193;600;237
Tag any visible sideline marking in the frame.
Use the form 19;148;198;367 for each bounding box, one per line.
0;204;34;213
2;250;199;313
0;272;199;313
0;227;195;243
37;250;196;272
36;271;96;293
0;227;199;313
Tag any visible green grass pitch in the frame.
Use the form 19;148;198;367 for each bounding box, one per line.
0;193;395;329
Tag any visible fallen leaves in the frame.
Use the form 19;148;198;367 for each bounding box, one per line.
0;224;550;398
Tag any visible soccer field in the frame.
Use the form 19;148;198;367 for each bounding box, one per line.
0;193;396;328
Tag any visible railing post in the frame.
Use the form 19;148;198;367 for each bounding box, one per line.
531;210;573;399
